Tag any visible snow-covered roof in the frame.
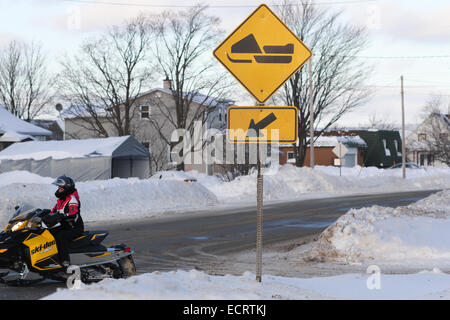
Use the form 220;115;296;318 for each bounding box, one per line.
62;89;233;120
61;104;107;119
138;88;234;108
314;135;367;148
0;105;52;136
280;135;367;148
0;136;131;160
0;131;35;142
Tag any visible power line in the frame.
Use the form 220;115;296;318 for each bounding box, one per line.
61;0;378;8
348;55;450;59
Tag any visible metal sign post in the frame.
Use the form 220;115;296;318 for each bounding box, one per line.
332;143;348;177
256;139;263;282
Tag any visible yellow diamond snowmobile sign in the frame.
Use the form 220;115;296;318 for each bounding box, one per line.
213;4;312;104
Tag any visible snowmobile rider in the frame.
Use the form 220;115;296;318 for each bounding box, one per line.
42;175;84;267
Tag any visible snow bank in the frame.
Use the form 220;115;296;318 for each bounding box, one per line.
0;165;448;226
43;268;450;300
306;189;450;266
191;165;450;202
0;170;53;188
0;171;218;226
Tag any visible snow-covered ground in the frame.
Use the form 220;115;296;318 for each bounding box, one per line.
44;189;450;300
0;165;448;226
0;166;448;300
193;165;450;202
0;165;447;224
44;266;450;300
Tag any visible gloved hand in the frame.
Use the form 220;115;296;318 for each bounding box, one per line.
35;209;51;217
42;212;63;228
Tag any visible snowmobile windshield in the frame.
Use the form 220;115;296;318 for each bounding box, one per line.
11;204;37;222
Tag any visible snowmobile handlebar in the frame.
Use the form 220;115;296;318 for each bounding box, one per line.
35;209;51;218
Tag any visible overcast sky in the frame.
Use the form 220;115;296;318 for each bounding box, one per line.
1;0;449;127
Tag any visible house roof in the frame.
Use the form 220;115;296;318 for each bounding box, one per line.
314;135;367;148
280;135;367;148
136;88;234;108
0;131;35;142
0;136;143;160
0;105;52;136
62;88;234;120
61;104;107;119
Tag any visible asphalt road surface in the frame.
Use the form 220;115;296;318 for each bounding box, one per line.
0;189;440;299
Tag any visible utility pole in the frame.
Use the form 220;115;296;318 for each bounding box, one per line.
309;60;314;168
401;75;406;179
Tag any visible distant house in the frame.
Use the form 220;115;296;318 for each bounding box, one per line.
279;131;367;167
406;113;450;166
63;80;233;174
0;105;52;151
279;129;402;168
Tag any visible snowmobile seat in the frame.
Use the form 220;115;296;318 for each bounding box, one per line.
69;231;109;249
67;244;108;254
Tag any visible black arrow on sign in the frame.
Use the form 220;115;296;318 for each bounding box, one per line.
247;112;277;137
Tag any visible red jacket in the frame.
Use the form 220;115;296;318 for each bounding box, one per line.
50;189;83;230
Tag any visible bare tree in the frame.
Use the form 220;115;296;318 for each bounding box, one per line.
359;112;398;131
57;15;154;137
0;40;53;121
275;0;372;166
148;5;233;169
419;95;450;166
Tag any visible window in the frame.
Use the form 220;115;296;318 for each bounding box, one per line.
140;105;150;119
418;133;426;141
427;153;434;166
287;152;295;160
382;139;390;156
394;140;402;156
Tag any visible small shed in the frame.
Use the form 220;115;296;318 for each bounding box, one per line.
0;136;150;181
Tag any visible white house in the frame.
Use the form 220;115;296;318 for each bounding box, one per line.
406;113;450;166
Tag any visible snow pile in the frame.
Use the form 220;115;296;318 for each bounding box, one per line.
0;170;53;188
0;172;218;226
191;165;450;202
306;189;450;266
44;268;450;300
0;165;448;225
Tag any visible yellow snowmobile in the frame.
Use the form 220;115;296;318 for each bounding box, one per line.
0;204;135;286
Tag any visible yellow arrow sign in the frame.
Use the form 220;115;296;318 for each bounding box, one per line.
214;4;312;104
227;106;298;143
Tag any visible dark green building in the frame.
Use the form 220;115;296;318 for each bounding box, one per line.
356;130;403;168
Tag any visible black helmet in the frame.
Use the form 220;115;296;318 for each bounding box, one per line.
52;175;75;199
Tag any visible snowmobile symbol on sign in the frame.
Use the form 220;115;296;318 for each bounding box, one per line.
213;4;312;104
227;34;294;64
